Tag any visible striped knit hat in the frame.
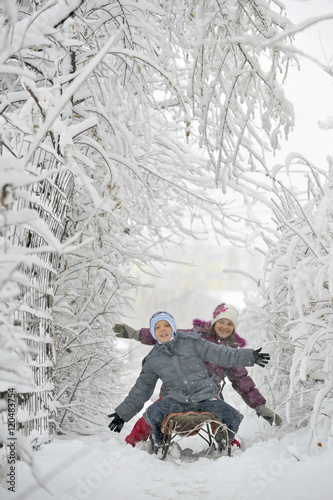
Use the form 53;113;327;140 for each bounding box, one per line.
149;311;177;343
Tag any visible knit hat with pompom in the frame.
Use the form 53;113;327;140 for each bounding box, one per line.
211;303;239;329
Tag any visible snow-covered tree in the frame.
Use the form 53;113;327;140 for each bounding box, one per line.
9;0;333;454
48;0;296;433
252;159;333;447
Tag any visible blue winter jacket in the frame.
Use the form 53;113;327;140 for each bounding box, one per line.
115;331;255;422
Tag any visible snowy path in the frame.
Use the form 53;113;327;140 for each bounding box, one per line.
3;415;333;500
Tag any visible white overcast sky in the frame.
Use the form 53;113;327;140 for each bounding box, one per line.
271;0;333;167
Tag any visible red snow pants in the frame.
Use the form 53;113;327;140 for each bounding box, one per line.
125;397;162;447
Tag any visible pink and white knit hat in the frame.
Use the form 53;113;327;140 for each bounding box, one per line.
211;303;239;329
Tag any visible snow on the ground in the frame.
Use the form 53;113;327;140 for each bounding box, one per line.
3;354;332;500
2;412;333;500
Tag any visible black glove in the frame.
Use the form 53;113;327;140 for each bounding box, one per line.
253;348;270;367
108;412;124;433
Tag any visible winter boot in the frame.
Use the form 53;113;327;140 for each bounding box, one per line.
125;416;152;447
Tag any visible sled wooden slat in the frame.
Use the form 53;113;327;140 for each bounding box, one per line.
153;411;231;460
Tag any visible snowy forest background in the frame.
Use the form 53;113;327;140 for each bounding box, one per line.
1;0;333;483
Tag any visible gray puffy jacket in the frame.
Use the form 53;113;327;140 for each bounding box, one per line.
115;332;255;422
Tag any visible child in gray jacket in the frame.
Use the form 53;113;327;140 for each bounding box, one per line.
109;311;269;452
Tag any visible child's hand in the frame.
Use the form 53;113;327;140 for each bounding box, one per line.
108;412;125;432
112;323;140;341
255;404;282;426
253;348;270;367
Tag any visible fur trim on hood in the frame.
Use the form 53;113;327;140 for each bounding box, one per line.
192;318;247;347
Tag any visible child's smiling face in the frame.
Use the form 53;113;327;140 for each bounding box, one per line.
154;320;173;343
214;318;234;339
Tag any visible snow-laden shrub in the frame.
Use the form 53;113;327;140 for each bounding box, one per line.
242;161;333;447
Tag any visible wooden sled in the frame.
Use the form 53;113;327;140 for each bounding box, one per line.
150;411;231;460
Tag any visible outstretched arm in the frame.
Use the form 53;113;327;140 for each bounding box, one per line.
113;324;156;345
197;337;270;369
197;337;254;368
112;368;159;423
227;367;282;426
227;367;266;408
113;325;196;345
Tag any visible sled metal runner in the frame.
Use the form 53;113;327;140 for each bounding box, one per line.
152;411;231;460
